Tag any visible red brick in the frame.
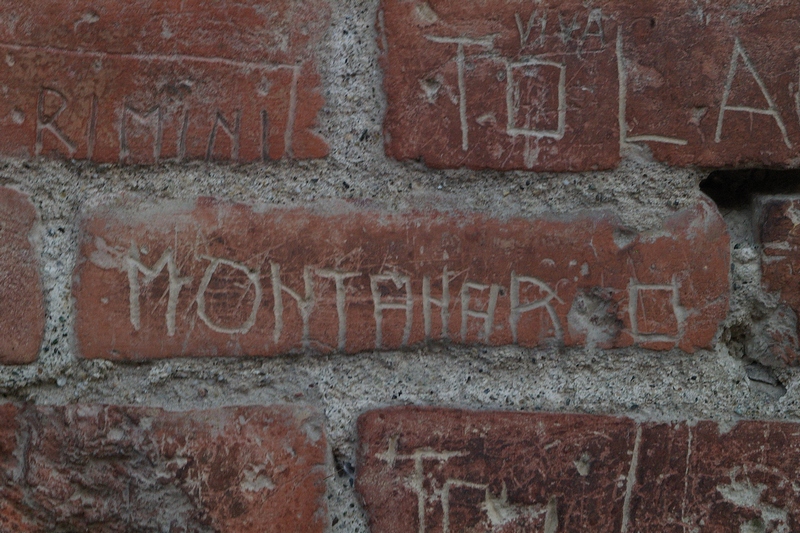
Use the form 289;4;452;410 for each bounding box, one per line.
0;187;44;364
629;420;800;532
380;0;800;170
758;197;800;365
0;403;327;533
357;408;637;533
73;199;728;360
357;408;800;533
0;0;330;163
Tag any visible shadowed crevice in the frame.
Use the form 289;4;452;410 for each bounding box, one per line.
700;169;800;210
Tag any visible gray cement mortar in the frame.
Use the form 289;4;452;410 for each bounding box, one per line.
0;0;798;531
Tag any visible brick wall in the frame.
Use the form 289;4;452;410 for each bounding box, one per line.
0;0;799;531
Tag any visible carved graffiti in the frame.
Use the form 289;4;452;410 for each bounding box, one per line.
22;66;300;162
0;0;330;164
382;1;800;169
111;241;690;352
76;203;727;359
375;436;567;533
360;412;800;533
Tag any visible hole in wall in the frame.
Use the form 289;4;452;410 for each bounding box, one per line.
745;362;787;400
699;169;800;392
333;449;355;487
699;167;800;247
700;168;800;209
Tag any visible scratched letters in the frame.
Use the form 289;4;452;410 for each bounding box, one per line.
74;201;728;359
358;410;800;533
381;0;800;169
0;0;330;162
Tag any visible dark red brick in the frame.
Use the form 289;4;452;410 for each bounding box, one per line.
73;199;728;360
357;408;800;533
758;197;800;365
0;403;327;533
0;187;44;364
380;0;800;170
629;420;800;532
0;0;330;163
357;408;637;533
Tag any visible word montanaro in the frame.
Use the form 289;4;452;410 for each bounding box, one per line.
74;201;728;360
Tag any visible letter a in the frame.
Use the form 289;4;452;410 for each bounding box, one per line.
715;37;791;148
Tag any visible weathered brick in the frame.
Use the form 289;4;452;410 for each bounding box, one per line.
357;408;636;532
628;419;800;532
357;407;800;533
73;199;728;360
758;197;800;365
0;0;330;163
0;187;44;364
380;0;800;170
0;404;327;532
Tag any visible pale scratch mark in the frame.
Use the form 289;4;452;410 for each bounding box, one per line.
681;425;693;531
284;65;301;158
0;41;297;72
425;35;495;151
377;439;466;533
617;28;687;150
505;57;567;141
620;424;642;533
715;37;791;148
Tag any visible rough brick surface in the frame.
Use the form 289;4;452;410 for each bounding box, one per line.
0;404;327;533
0;187;44;364
0;0;330;163
380;0;800;170
630;419;800;533
358;408;634;532
357;407;800;533
73;199;728;360
758;197;800;365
